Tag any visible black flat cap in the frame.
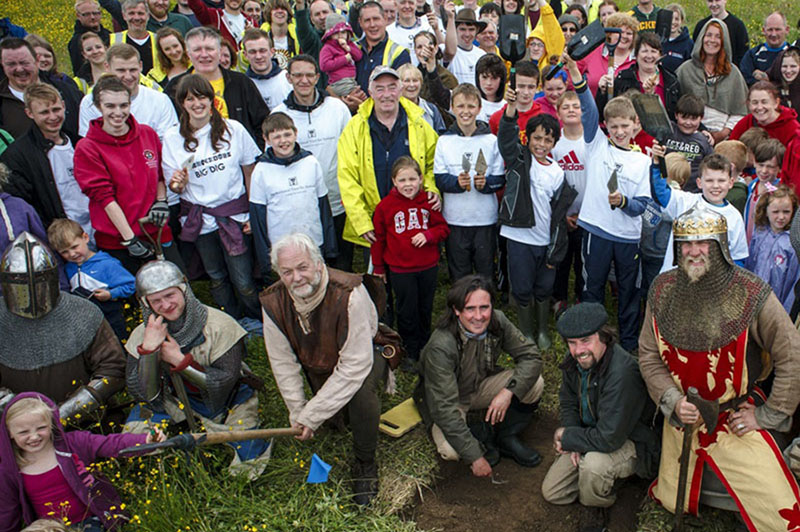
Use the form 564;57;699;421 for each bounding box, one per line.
556;302;608;338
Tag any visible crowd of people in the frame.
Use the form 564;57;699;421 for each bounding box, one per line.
1;0;800;529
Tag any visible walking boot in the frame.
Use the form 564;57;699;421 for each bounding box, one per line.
516;303;535;341
469;419;500;466
534;299;552;351
351;458;379;506
495;397;542;467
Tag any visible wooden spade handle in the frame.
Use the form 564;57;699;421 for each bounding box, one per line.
196;427;302;445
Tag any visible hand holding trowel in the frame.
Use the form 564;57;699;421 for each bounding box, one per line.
607;169;621;211
460;154;472;191
629;92;674;178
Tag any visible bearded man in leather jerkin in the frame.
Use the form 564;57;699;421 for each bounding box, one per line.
638;204;800;532
260;232;387;506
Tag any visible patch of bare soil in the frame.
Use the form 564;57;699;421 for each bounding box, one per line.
410;411;650;532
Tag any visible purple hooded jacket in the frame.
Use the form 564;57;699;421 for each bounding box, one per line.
0;392;147;532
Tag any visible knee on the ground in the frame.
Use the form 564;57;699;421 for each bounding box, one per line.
577;452;617;507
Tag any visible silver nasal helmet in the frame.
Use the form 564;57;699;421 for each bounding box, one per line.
0;232;61;318
135;260;187;308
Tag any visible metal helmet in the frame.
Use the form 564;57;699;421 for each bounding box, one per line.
0;232;61;318
672;203;734;266
135;260;187;308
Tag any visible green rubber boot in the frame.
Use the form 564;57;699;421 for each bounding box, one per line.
534;300;552;351
516;303;535;341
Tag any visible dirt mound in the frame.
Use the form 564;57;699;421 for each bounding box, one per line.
411;411;650;532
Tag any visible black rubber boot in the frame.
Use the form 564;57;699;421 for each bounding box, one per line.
351;458;379;506
495;397;542;467
469;419;501;467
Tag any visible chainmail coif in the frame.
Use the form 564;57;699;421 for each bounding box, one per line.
141;283;208;350
649;244;772;352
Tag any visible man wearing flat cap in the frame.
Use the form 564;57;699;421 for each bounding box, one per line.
542;302;659;516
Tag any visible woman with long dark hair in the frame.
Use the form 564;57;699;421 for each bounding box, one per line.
676;19;747;143
161;74;262;321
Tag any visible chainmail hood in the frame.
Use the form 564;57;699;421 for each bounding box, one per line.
649;245;772;351
0;292;104;370
141;283;208;349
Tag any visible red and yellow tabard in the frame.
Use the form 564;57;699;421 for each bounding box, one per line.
649;319;800;532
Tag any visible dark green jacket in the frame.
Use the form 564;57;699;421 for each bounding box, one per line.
415;310;542;464
559;343;660;478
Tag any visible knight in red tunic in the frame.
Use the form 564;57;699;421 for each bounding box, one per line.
638;203;800;531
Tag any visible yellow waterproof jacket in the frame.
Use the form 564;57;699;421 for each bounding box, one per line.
526;3;565;66
337;97;439;247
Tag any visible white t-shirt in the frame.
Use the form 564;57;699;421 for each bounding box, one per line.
434;131;504;226
477;98;505;122
447;45;485;85
47;139;93;239
501;156;564;246
273;35;288;51
79;85;178;140
8;86;24;102
659;193;749;272
552;133;587;216
386;18;433;62
577;130;651;242
249;69;293;110
161;119;261;235
273;95;351;217
224;12;246;43
249;153;328;245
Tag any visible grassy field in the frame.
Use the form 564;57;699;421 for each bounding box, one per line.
4;0;800;530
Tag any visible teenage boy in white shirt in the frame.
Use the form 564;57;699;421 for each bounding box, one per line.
551;90;587;314
78;43;177;139
249;112;334;278
434;83;504;282
564;53;651;353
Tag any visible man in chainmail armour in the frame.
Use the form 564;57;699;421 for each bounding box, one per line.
0;232;126;421
638;204;800;531
123;260;272;478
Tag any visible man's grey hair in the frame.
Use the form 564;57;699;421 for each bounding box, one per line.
270;233;324;272
121;0;147;12
185;26;223;47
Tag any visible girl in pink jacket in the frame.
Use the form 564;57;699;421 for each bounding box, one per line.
319;15;363;96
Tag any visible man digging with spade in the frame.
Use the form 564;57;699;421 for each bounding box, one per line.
638;204;800;531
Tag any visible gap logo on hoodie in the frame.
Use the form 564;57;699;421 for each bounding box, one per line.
394;207;430;233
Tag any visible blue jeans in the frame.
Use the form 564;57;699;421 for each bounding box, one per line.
194;228;260;319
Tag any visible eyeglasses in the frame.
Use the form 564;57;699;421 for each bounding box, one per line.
529;41;545;49
78;10;102;17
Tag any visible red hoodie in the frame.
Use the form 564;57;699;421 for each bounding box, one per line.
371;188;449;275
730;106;800;147
74;116;172;250
489;102;542;145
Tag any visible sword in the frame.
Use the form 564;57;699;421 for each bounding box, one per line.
118;427;302;456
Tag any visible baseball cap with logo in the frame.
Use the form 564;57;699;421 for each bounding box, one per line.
368;65;400;84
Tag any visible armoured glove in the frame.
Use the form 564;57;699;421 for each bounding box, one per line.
122;236;154;259
147;199;170;227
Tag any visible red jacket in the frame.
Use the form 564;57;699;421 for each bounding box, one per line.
187;0;257;50
74;116;171;250
730;106;800;147
489;102;542;145
371;188;449;274
782;136;800;192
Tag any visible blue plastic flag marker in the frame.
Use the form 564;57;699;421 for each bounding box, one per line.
306;453;331;483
